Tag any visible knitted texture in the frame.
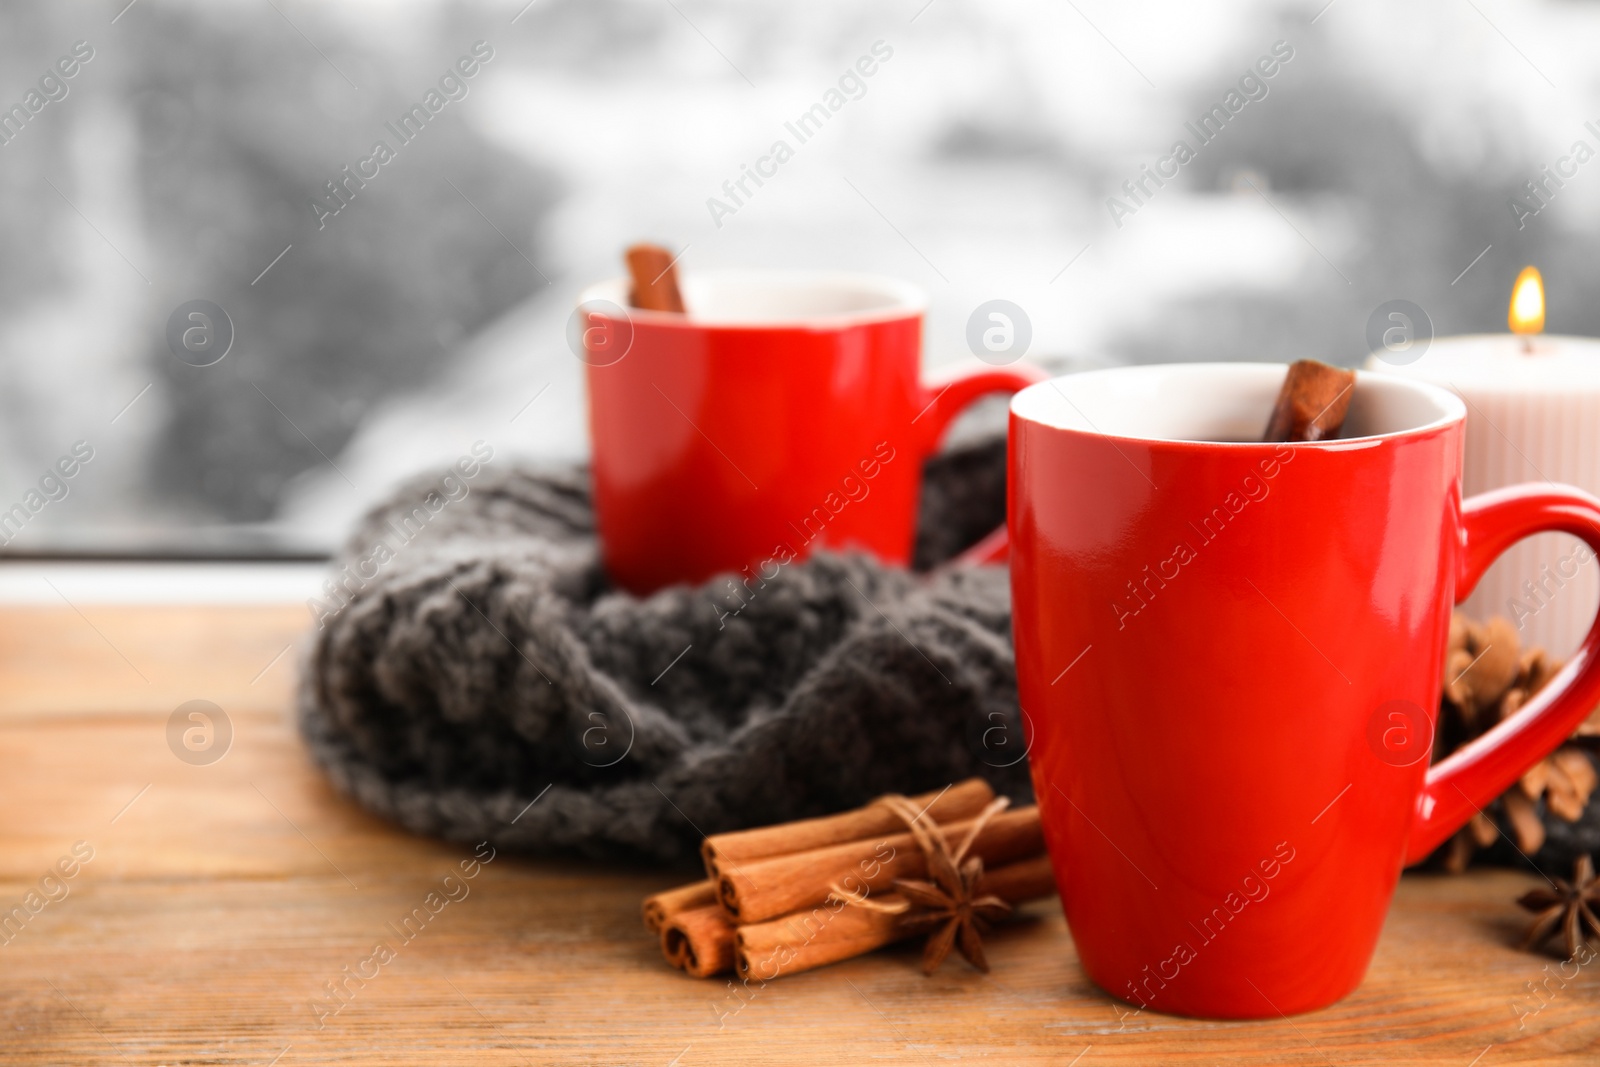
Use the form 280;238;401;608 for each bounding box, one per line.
297;432;1600;875
298;437;1027;866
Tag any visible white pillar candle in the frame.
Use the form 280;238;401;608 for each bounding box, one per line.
1372;319;1600;658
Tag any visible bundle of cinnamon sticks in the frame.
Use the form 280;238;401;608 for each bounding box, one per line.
642;779;1054;980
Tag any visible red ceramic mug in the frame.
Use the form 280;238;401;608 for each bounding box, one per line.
578;271;1044;594
1009;363;1600;1019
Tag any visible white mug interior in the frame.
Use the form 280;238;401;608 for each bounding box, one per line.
578;270;926;328
1011;363;1466;446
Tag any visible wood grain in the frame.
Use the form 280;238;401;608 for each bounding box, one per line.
0;603;1595;1064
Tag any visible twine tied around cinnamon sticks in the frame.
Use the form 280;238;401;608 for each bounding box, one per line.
644;779;1054;981
826;793;1010;914
845;793;1018;974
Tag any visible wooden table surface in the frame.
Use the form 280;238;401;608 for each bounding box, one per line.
0;600;1596;1065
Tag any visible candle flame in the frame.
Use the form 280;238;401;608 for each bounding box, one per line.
1509;265;1545;336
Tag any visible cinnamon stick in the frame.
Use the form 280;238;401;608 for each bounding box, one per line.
1262;359;1356;442
643;879;717;935
662;904;737;978
717;806;1044;924
701;779;995;881
625;243;686;313
734;855;1057;982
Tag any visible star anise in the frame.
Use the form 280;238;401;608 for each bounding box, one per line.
881;794;1012;975
895;855;1012;974
1517;854;1600;959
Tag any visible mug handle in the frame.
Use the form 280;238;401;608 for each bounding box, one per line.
1404;483;1600;864
914;360;1048;568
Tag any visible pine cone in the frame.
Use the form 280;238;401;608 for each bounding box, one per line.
1437;613;1600;872
1443;617;1518;721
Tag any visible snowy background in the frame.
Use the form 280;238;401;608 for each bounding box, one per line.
3;0;1600;552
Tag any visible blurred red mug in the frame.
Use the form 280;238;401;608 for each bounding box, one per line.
578;271;1043;594
1008;363;1600;1018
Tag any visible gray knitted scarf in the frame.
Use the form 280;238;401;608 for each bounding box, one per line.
296;432;1600;873
297;437;1032;866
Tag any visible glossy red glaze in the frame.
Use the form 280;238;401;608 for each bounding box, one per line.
581;273;1043;594
1008;364;1600;1019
